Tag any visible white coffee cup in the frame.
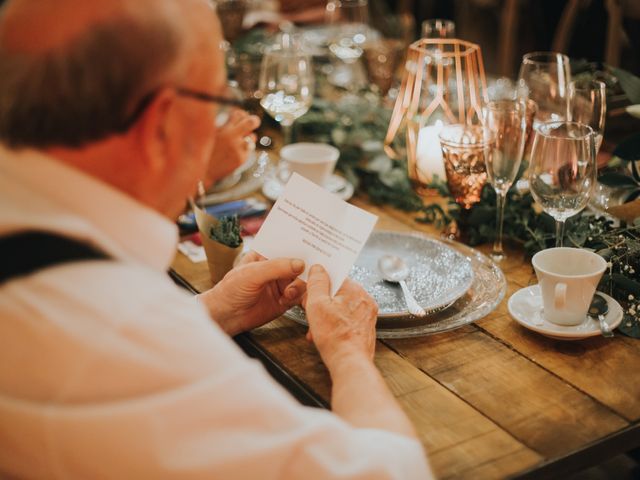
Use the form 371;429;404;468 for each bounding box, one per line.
532;247;607;326
279;143;340;186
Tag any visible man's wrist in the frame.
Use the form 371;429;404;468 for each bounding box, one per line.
196;291;242;336
321;348;373;378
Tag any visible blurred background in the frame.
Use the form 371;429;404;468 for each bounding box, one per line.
276;0;640;77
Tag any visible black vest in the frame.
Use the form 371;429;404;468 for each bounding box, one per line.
0;231;110;285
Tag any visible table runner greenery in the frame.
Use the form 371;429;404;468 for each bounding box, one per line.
294;90;640;338
230;30;640;337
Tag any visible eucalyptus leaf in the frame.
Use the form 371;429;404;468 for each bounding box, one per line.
606;273;640;296
379;168;409;188
598;172;639;187
618;314;640;338
611;66;640;104
367;154;393;173
596;248;614;260
626;189;640;202
612;133;640;162
467;206;494;226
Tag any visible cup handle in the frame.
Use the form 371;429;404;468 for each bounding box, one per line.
554;283;567;310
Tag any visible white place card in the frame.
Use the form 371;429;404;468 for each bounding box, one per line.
252;173;378;296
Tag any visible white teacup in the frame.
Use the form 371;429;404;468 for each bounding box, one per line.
279;143;340;186
532;247;607;326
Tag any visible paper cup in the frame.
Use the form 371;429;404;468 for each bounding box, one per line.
193;204;243;285
202;240;243;284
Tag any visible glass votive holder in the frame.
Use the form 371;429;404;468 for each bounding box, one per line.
439;124;494;210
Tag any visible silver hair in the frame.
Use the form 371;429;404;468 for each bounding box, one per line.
0;14;184;148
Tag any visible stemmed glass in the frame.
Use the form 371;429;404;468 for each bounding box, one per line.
325;0;369;95
518;52;571;125
483;100;527;262
259;45;314;146
326;0;369;63
421;19;455;39
568;79;607;153
529;121;597;247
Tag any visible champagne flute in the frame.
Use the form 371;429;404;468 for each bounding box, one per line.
259;46;314;146
529;121;596;247
568;79;606;153
518;52;571;126
483;100;527;262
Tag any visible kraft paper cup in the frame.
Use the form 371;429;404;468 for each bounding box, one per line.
203;240;243;284
532;247;607;326
193;203;243;285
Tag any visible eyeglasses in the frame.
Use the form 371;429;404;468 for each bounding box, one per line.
117;87;247;132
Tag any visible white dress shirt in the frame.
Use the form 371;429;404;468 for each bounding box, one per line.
0;146;431;479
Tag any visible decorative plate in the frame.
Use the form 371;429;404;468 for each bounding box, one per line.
285;231;505;338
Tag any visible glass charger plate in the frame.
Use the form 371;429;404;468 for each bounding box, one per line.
284;232;506;338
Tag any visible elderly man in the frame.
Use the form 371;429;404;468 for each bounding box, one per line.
0;0;431;478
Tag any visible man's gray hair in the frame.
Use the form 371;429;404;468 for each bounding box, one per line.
0;14;184;148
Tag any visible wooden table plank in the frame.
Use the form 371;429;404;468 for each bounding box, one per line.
170;192;640;478
252;319;543;479
361;199;640;423
476;314;640;422
385;328;629;458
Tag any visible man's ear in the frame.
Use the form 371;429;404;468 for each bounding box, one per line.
134;88;175;173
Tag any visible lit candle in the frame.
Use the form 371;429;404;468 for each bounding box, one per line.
416;121;446;181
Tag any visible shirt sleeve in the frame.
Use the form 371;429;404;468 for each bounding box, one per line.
1;262;432;479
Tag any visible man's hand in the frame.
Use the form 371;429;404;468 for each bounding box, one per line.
197;251;305;336
303;265;378;370
204;109;260;187
302;265;420;440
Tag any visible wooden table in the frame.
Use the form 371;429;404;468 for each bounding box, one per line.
170;193;640;479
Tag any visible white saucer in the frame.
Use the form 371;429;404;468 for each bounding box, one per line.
262;172;354;202
507;285;623;340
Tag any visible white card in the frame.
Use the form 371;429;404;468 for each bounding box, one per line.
252;173;378;296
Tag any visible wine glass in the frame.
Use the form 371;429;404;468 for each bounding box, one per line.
325;0;369;63
529;121;597;247
568;79;606;153
362;38;404;97
518;52;571;126
259;46;314;146
421;19;455;39
483;100;527;262
325;0;370;96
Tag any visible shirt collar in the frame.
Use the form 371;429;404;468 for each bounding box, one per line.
0;145;179;272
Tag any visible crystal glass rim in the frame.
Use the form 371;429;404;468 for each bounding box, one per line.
569;79;607;91
438;124;495;147
410;38;480;58
521;51;569;65
534;120;595;140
